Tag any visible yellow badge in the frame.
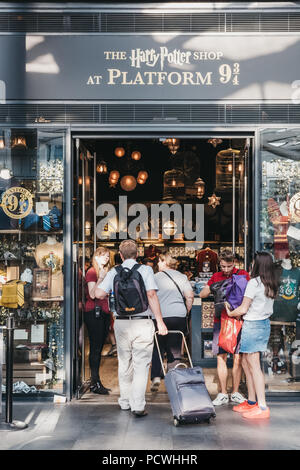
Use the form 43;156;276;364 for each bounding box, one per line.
1;187;33;219
290;192;300;223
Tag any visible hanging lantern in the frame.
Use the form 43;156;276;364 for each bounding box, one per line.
163;168;185;200
185;177;206;199
108;170;120;187
85;221;91;236
78;176;83;185
207;138;223;148
216;148;241;192
131;150;141;161
11;136;27;148
137;170;148;184
195;178;206;199
96;160;108;174
163;138;180;155
208;193;221;209
120;175;137;192
0;137;5;149
114;147;125;158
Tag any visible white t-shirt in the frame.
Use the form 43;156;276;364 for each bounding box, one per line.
243;276;274;321
98;259;158;317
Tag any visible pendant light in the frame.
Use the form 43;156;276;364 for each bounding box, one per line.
114;147;125;158
207;138;223;148
131;150;141;161
137;170;148;185
216;147;241;192
195;177;206;199
163;168;185;200
120;175;137;192
163;138;180;155
109;170;120;187
11;136;27;148
96;160;108;174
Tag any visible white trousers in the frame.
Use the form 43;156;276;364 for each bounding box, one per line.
114;318;155;412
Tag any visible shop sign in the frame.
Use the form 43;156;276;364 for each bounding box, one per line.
0;187;33;219
0;35;299;100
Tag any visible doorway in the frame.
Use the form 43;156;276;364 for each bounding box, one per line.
72;134;254;399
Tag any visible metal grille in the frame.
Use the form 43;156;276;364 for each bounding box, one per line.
0;12;300;33
1;103;300;125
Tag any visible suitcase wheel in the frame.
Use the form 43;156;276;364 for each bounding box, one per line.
173;418;180;427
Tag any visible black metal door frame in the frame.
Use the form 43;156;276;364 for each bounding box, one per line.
69;129;255;399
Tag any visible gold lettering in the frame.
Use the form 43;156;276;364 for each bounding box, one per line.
133;72;145;85
86;75;94;85
107;69;121;85
195;72;213;85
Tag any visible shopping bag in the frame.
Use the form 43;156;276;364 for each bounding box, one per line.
218;312;243;354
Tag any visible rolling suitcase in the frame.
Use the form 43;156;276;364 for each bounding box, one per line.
155;330;216;427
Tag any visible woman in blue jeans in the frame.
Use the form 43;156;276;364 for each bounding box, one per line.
226;251;279;420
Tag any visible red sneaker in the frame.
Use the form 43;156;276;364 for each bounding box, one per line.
233;401;258;413
242;407;270;420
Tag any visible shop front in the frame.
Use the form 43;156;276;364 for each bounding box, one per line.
0;2;299;400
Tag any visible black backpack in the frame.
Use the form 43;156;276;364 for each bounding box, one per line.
113;264;149;316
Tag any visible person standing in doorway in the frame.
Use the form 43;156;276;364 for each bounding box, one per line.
200;250;250;406
150;251;194;391
95;240;168;418
226;251;279;419
84;247;112;394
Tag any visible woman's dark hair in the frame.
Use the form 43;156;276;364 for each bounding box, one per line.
251;251;279;299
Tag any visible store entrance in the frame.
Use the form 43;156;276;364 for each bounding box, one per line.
72;134;253;400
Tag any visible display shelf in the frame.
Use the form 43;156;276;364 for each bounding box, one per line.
32;297;63;302
0;230;63;234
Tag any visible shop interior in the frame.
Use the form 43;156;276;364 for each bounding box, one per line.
73;135;253;399
1;129;298;399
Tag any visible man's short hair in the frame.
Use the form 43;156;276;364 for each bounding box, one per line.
219;249;235;263
119;239;138;260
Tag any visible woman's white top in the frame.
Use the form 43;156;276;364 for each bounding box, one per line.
243;276;274;321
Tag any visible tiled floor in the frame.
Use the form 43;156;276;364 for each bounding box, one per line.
1;400;300;450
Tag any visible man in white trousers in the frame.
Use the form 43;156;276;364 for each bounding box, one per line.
95;239;168;417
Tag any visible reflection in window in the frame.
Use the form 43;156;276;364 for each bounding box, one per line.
260;128;300;393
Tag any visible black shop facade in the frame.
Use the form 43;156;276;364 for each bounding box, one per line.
0;2;299;401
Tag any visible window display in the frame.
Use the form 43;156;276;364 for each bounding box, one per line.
0;128;65;395
259;128;300;392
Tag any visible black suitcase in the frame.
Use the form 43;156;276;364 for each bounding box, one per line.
155;331;216;426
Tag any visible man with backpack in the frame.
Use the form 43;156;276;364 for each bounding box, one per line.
200;250;250;406
95;240;168;418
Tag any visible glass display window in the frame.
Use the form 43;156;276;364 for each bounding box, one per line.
0;128;66;396
259;128;300;393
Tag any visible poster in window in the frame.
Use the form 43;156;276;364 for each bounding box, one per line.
33;268;51;298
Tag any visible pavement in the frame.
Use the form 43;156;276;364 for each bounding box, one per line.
1;399;300;451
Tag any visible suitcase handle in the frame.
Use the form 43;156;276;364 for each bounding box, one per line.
154;330;193;377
